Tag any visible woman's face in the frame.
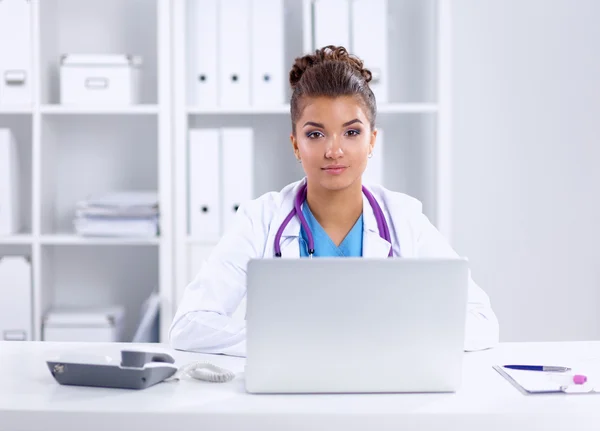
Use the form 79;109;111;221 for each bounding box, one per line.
290;96;376;192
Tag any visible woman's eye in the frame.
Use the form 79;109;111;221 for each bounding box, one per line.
307;131;324;139
346;129;361;137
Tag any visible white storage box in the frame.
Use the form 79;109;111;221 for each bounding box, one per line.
43;306;125;342
0;256;32;341
0;0;33;105
60;54;142;105
0;129;20;235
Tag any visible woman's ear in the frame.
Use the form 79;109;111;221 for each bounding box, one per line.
290;133;300;160
369;128;378;156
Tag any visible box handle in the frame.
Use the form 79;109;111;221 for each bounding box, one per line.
4;330;26;341
4;70;26;86
85;77;109;90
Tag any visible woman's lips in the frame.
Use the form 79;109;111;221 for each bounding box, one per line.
322;166;348;175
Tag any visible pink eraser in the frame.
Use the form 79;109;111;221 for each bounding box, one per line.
573;375;587;385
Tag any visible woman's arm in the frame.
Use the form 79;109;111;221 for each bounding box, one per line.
413;210;500;352
169;205;259;357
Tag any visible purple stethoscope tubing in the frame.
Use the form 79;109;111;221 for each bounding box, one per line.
273;182;393;258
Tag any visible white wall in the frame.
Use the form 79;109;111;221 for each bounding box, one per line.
451;0;600;342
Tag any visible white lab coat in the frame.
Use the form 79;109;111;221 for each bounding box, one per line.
170;178;499;356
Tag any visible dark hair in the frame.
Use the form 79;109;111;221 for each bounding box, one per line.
289;45;376;134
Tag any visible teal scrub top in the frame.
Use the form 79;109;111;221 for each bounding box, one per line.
299;203;364;257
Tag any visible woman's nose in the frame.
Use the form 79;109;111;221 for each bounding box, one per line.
325;135;344;158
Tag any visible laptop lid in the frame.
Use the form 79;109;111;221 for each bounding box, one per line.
245;258;469;393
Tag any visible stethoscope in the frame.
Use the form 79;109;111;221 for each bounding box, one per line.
273;182;394;258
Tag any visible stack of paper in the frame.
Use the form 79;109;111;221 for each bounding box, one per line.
73;191;159;237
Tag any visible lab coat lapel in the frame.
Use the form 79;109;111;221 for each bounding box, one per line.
279;208;301;259
270;180;303;259
279;236;301;258
362;191;392;258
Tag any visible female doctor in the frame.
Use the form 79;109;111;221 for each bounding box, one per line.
170;46;499;356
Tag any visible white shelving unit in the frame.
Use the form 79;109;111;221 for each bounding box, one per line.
40;105;161;115
0;0;173;342
1;0;451;342
172;0;452;309
0;107;33;114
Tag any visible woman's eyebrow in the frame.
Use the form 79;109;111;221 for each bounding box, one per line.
342;119;362;127
303;121;324;128
303;119;363;128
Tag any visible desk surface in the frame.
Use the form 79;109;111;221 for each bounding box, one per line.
1;341;600;431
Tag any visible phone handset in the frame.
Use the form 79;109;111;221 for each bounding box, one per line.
121;349;236;383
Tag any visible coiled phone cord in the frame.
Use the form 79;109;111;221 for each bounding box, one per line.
165;361;236;383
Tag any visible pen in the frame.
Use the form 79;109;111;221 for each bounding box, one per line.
503;365;571;372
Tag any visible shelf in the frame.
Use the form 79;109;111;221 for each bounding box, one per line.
40;234;160;246
41;245;159;343
0;106;33;114
0;234;33;245
188;105;290;115
187;103;438;115
40;105;160;115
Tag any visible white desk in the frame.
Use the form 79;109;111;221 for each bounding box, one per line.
1;341;600;430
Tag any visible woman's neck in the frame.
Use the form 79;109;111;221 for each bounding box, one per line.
305;179;363;243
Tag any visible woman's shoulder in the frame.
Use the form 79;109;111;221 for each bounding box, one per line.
240;180;426;222
240;179;302;221
364;182;424;215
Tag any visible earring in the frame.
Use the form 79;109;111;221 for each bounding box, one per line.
297;158;302;163
368;152;373;159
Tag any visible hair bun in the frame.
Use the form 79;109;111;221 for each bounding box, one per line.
289;45;372;89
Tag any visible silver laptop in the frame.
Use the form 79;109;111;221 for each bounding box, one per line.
245;258;469;394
